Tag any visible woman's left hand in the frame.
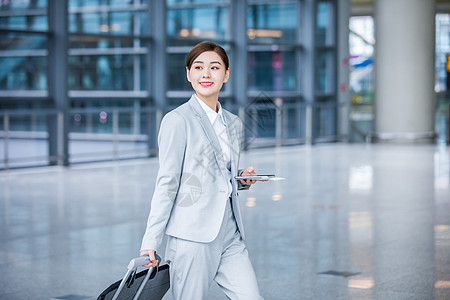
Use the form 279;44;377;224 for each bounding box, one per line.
240;166;267;185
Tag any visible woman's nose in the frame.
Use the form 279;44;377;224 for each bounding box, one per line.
202;69;211;78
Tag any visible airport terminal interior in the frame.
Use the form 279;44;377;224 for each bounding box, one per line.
1;0;450;299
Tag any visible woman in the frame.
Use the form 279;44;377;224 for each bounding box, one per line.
140;41;264;299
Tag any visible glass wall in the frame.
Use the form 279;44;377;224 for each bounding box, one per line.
247;0;302;145
166;0;231;104
67;0;151;163
0;0;339;169
348;15;374;143
313;0;336;141
436;13;450;93
0;1;48;92
435;13;450;145
0;0;50;168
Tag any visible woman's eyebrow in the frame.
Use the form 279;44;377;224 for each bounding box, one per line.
192;60;222;65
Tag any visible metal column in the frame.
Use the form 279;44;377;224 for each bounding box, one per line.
48;0;69;165
231;0;248;146
147;0;166;151
336;0;350;142
301;0;316;144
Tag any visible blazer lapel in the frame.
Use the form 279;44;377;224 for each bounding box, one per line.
188;95;227;172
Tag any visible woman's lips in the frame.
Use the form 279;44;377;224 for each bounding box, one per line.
200;82;213;87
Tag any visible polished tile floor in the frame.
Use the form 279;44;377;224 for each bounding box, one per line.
0;144;449;300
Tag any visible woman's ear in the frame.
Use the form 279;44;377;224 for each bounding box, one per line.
186;67;191;82
223;68;230;83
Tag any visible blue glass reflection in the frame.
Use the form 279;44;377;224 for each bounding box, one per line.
82;13;101;34
248;51;296;92
69;0;141;8
167;7;227;44
315;51;333;93
0;56;47;90
110;12;132;34
0;32;47;50
247;3;297;44
317;2;330;29
0;0;47;10
315;102;336;137
0;15;47;31
68;55;141;90
69;11;134;34
316;1;332;45
167;53;192;91
167;0;225;4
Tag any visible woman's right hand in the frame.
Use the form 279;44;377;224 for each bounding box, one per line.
140;249;159;268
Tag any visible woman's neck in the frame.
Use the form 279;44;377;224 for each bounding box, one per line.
196;93;219;113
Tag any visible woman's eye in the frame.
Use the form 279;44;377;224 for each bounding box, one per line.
211;66;219;70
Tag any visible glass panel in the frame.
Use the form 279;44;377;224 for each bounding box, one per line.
0;0;47;10
70;100;149;133
0;111;50;169
247;2;297;44
167;53;191;91
219;97;235;111
314;101;336;138
109;0;142;6
244;94;281;142
69;0;146;9
167;0;225;4
69;10;144;35
167;7;228;46
285;107;297;139
80;13;101;34
282;101;306;140
0;56;47;90
248;51;296;92
139;11;148;35
110;11;132;34
68;54;145;90
0;32;47;50
0;15;47;31
68;101;154;163
436;14;450;92
315;50;334;94
69;35;136;49
316;1;334;46
349;16;374;142
167;98;187;108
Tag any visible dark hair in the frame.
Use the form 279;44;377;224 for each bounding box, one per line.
186;41;229;70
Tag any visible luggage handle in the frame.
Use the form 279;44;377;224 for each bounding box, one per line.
111;254;162;300
127;254;161;271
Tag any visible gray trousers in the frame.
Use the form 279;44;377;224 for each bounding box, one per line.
165;199;263;300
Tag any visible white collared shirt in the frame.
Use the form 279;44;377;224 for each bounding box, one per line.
195;95;232;195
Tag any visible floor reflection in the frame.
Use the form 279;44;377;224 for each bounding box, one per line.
0;144;449;299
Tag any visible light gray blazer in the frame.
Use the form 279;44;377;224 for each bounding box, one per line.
141;95;250;252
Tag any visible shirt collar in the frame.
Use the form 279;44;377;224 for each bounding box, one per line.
194;94;227;126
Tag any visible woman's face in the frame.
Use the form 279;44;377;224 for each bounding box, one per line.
186;51;229;102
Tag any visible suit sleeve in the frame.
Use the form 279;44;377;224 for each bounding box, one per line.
140;111;186;252
237;118;251;191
